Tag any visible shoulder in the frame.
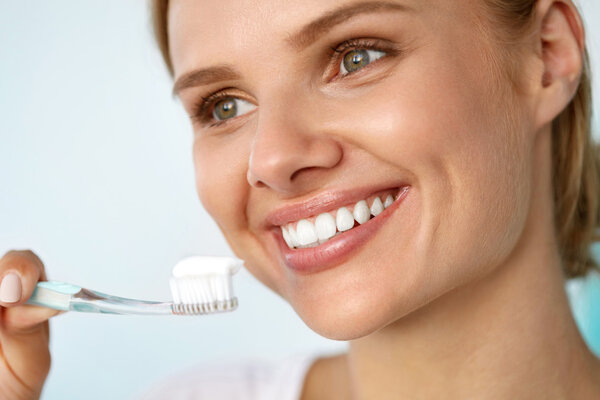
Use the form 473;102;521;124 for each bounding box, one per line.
136;353;320;400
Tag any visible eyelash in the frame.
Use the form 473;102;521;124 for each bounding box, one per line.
192;91;238;128
328;38;391;77
192;38;395;128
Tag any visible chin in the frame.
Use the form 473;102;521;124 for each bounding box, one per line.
296;303;393;341
286;269;436;341
294;293;428;341
286;253;503;341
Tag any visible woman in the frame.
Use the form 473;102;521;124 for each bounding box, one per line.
1;0;599;398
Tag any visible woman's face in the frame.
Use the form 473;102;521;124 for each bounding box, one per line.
169;0;535;339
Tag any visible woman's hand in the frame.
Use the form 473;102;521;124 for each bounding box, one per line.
0;250;62;400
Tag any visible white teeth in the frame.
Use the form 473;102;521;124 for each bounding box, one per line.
353;200;370;224
296;219;318;246
336;207;355;231
315;213;337;241
384;195;394;208
287;224;300;247
370;197;384;216
281;226;293;248
282;191;400;249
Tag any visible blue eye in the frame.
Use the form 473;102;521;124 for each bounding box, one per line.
340;49;386;76
212;97;256;121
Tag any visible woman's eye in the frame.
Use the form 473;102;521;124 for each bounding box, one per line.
340;49;386;76
212;97;256;122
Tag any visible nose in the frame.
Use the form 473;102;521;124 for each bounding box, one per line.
247;104;343;194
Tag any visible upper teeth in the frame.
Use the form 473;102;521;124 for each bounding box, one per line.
280;194;396;249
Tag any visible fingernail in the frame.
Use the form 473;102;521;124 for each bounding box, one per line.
0;273;22;303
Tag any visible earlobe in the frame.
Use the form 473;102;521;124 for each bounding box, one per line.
534;0;584;128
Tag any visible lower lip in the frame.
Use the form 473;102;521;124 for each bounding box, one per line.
274;187;410;275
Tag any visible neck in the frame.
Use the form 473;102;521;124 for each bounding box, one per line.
342;131;600;400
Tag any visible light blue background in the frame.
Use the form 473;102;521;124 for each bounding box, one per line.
0;1;599;399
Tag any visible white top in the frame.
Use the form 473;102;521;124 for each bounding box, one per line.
136;353;319;400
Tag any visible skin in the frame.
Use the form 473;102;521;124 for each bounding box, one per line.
168;0;600;398
0;0;598;399
0;251;59;399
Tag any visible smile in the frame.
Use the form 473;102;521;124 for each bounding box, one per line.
280;188;402;249
268;185;411;274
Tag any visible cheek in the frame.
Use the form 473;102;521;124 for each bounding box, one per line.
193;136;249;233
338;50;531;275
192;135;284;292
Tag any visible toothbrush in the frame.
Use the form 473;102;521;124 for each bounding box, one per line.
25;256;241;315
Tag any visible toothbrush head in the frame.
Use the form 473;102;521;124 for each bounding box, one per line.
169;256;242;315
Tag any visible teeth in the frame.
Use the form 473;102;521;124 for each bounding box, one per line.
315;213;337;241
287;224;300;247
353;200;370;224
336;207;355;232
384;195;394;208
281;226;293;248
281;190;402;249
296;219;318;246
370;197;384;216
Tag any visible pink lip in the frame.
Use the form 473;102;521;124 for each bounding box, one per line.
273;186;410;275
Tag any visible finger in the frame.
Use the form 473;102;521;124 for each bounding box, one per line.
0;305;60;397
0;317;51;398
0;250;46;307
0;251;53;398
2;304;63;335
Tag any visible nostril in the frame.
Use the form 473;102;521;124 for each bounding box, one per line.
290;166;318;182
247;169;264;188
247;129;343;192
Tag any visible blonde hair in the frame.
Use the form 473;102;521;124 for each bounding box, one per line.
150;0;600;278
476;0;600;278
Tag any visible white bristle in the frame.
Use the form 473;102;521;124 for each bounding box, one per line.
169;256;241;311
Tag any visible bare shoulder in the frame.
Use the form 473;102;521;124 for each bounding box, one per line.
299;353;352;400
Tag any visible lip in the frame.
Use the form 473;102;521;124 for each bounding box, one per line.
265;184;407;228
272;186;410;275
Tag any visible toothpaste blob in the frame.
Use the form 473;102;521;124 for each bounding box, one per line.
170;256;242;306
171;256;243;277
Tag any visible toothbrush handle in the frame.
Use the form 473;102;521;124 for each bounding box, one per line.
70;289;174;315
27;281;174;315
27;281;80;311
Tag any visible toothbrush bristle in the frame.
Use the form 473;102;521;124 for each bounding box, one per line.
169;256;241;315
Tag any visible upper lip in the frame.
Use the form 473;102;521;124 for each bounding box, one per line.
264;184;407;227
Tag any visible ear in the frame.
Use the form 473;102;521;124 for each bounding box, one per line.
533;0;585;129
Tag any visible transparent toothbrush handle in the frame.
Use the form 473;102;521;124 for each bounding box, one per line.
28;281;235;316
27;282;175;315
69;289;174;315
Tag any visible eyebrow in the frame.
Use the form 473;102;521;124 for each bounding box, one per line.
287;1;412;51
172;1;411;96
172;65;240;96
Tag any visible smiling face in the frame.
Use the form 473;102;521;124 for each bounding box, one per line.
168;0;537;340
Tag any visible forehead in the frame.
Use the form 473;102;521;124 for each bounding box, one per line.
167;0;436;76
